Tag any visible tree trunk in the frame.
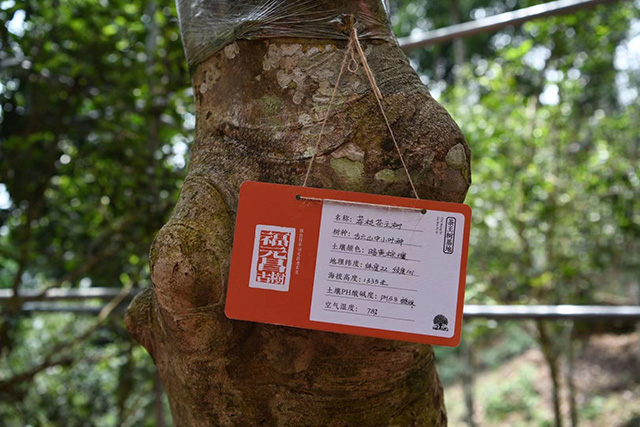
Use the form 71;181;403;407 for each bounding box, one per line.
565;322;578;427
537;320;564;427
460;341;477;427
126;2;471;424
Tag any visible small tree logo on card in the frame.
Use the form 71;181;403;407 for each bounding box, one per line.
249;225;296;292
432;314;449;331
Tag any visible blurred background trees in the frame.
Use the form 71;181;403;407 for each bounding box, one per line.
1;0;638;425
1;0;190;423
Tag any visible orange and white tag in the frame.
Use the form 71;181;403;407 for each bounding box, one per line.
225;181;471;346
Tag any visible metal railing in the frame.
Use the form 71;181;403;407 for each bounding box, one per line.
398;0;618;51
0;0;630;321
2;288;639;319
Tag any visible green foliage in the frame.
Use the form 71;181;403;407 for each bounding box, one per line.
582;396;606;421
441;3;640;305
401;2;638;424
434;4;639;425
0;315;170;426
484;365;542;423
435;321;536;386
0;0;191;293
1;0;189;423
0;0;638;424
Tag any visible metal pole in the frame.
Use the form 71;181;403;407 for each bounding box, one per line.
398;0;617;51
12;301;640;320
0;287;139;302
463;304;640;319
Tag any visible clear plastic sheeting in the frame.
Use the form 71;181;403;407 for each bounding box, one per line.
176;0;396;69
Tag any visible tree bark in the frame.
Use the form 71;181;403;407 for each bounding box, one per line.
565;322;578;427
460;341;477;427
126;3;471;424
537;320;564;427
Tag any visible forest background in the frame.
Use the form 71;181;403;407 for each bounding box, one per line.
0;0;638;425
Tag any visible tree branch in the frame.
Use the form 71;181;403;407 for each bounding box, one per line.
0;284;132;396
33;249;113;299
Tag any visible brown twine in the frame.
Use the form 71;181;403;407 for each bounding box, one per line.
302;20;420;200
301;36;352;188
297;195;427;214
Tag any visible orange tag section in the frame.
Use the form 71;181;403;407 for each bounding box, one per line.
225;181;471;347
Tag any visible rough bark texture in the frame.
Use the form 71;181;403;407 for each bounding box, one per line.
126;20;471;425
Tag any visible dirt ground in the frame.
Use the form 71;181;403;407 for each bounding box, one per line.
444;333;640;426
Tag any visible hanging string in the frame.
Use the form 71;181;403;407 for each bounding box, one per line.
302;37;353;188
302;19;420;200
296;195;427;214
349;26;419;199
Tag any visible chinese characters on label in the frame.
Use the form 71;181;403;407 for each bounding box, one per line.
249;225;296;292
309;202;465;338
443;217;456;254
226;182;471;345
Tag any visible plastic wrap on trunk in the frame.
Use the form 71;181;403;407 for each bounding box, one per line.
176;0;396;69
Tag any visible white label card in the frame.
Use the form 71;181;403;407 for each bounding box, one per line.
309;201;466;338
